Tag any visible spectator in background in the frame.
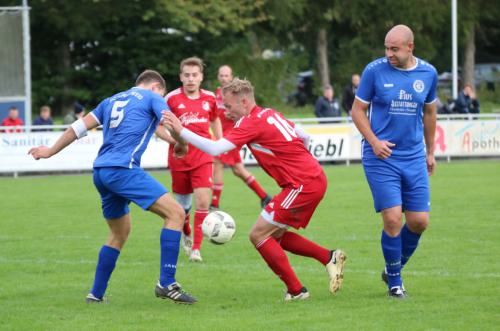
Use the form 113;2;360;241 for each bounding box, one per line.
315;85;341;122
63;102;85;124
33;105;54;131
342;74;360;116
455;84;480;114
1;106;24;133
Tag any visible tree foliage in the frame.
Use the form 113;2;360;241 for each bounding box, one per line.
15;0;500;114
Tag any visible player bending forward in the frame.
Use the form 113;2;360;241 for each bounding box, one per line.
164;78;347;301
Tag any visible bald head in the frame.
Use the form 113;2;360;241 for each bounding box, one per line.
385;24;414;44
384;25;415;69
218;65;233;87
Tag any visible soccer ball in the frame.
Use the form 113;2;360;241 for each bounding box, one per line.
202;211;236;245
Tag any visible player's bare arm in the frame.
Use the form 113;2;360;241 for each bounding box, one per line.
351;98;395;159
163;112;235;156
155;125;177;144
28;114;99;160
423;101;437;175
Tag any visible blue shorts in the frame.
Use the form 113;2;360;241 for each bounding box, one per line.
93;167;168;220
362;156;430;213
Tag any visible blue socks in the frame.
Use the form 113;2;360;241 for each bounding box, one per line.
401;223;421;267
90;245;120;299
160;228;181;287
381;231;402;288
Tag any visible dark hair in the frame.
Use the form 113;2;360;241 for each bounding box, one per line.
135;70;166;89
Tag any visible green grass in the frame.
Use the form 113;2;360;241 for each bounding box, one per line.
1;160;499;330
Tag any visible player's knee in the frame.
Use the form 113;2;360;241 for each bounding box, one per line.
170;204;185;226
408;218;429;233
248;229;261;246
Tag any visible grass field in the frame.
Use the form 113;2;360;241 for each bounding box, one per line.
1;160;499;330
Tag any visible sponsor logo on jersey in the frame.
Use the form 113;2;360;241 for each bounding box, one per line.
178;112;209;125
413;80;425;93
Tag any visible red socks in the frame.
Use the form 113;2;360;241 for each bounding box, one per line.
278;231;331;265
183;213;191;236
192;210;208;250
256;237;303;294
211;183;223;208
245;176;268;199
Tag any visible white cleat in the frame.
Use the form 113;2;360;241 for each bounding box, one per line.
284;287;310;302
189;249;203;262
325;249;347;294
181;234;193;256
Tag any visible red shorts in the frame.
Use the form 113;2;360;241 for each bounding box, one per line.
171;162;213;194
215;148;242;166
262;172;327;229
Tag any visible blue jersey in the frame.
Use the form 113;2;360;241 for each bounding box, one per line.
356;57;437;159
91;87;168;169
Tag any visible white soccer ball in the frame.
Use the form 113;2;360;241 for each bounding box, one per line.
202;211;236;245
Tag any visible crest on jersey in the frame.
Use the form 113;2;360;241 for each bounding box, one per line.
202;101;210;111
413;80;424;93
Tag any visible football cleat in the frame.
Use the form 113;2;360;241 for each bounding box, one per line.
209;204;219;211
181;233;193;256
155;281;197;305
260;195;272;208
85;293;105;304
388;286;407;299
382;269;406;294
325;249;347;294
284;287;310;302
189;249;203;262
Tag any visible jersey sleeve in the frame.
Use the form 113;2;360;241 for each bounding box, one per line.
356;65;376;104
425;70;438;104
151;93;170;120
224;117;258;149
90;98;109;125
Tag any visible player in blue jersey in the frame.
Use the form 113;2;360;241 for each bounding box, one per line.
28;70;197;304
351;25;437;299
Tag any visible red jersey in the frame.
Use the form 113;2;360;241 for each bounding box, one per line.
224;106;323;188
166;88;218;171
1;117;24;133
215;87;235;133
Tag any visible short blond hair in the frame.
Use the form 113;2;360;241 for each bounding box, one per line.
180;57;204;73
221;77;254;98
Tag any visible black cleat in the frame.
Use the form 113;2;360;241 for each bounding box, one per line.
155;281;197;305
260;195;272;208
85;293;105;304
209;204;219;211
388;286;407;299
382;269;407;294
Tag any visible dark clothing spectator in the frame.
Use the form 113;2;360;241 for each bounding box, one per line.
455;88;480;114
33;105;54;131
33;116;53;131
64;102;85;124
315;96;341;119
342;74;360;116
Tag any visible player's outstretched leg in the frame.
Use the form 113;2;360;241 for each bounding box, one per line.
278;231;347;294
86;214;130;303
211;183;223;209
181;211;193;256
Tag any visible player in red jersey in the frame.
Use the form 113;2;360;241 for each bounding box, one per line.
155;57;222;262
164;78;347;301
211;65;271;209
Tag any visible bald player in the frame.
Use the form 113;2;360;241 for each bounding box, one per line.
351;25;438;299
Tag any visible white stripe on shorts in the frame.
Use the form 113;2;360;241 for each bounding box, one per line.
280;185;303;209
